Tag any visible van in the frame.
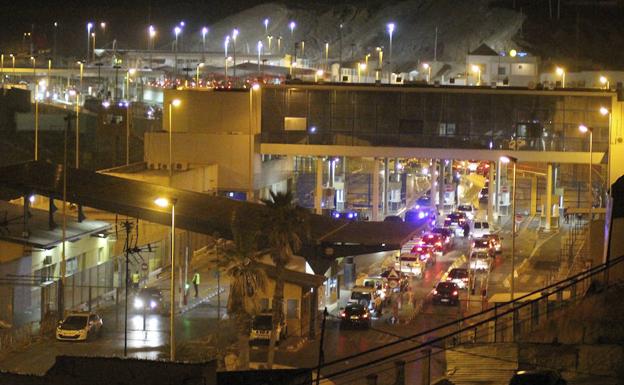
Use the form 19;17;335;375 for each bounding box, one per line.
472;221;491;238
349;286;377;309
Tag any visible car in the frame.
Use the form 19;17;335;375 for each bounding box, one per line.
431;227;454;246
133;288;165;313
509;370;567;385
331;210;360;221
446;268;470;289
249;312;287;345
340;303;371;329
472;221;491;238
56;312;103;341
479;187;489;203
384;215;403;222
470;251;491;271
432;282;460;305
349;286;377;309
420;232;448;254
472;237;495;257
416;196;431;206
405;207;436;224
484;233;502;253
396;253;424;278
444;212;467;228
457;204;476;220
411;243;436;265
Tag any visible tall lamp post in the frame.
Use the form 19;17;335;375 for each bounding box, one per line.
34;84;39;160
196;63;204;86
386;23;395;83
201;27;208;63
154;197;178;361
600;106;611;194
500;155;517;301
86;22;93;64
422;62;431;83
579;124;593;260
232;28;239;82
257;41;263;75
148;26;156;70
174;26;181;82
126;68;136;165
168;99;181;180
556;67;565;88
224;36;230;81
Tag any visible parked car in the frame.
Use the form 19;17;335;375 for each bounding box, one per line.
446;268;470;289
133;287;165;313
472;221;491;238
470;251;491;271
457;204;476;220
56;312;103;341
340;303;371;329
484;233;502;253
250;312;287;345
509;370;567;385
472;237;495;257
432;282;460;305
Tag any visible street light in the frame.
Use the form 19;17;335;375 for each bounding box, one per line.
325;42;329;70
232;28;239;82
264;18;269;35
289;21;296;38
173;26;182;81
148;25;156;69
314;69;324;82
358;62;366;83
154;197;178;361
579;124;593;261
201;27;208;62
387;23;395;83
599;75;609;90
422;62;431;83
91;32;96;62
168;99;181;179
30;56;36;79
87;22;93;63
257;41;263;75
556;67;565;88
471;64;481;86
224;36;230;81
196;62;204;86
10;54;15;77
500;155;517;303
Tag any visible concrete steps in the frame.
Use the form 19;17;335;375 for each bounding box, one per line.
445;343;518;385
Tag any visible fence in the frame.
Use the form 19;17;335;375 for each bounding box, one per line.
314;254;624;385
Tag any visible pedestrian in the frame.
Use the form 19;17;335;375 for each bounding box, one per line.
192;271;200;298
131;271;140;290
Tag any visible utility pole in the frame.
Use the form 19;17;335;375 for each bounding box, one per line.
122;220;133;357
315;307;329;385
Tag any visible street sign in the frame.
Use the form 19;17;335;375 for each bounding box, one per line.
141;262;148;271
387;267;399;280
502;186;509;193
515;214;523;223
445;184;454;192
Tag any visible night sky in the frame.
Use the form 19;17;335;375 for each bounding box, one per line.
0;0;343;55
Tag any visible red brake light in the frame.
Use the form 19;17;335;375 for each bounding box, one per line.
363;313;369;318
452;291;458;296
340;312;346;317
462;277;469;281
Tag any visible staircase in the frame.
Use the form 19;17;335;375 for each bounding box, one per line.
446;343;518;385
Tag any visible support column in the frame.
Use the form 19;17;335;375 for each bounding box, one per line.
530;174;538;216
372;158;380;221
495;160;502;220
315;157;323;215
439;160;445;210
430;159;438;210
545;163;553;231
487;161;495;223
383;158;389;217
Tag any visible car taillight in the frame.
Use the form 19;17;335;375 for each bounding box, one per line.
462;277;469;282
435;242;442;246
340;312;346;317
452;291;458;296
363;313;369;318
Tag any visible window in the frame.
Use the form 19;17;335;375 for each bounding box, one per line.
35;264;56;284
498;66;506;75
66;257;78;276
284;117;307;131
286;299;299;319
97;247;105;264
439;123;456;136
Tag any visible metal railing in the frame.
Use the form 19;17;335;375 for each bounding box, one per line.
314;254;624;385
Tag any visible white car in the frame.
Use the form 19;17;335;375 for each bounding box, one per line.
457;204;476;220
472;221;491;238
56;312;103;341
469;251;491;271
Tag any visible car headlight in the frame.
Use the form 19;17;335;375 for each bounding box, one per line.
150;300;157;309
134;298;144;309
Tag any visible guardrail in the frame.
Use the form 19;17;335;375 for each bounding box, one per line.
314;254;624;385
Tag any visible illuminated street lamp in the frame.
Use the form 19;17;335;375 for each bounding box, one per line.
500;155;518;303
91;32;96;62
232;28;239;81
154;197;178;361
86;22;93;63
10;53;15;77
264;18;269;34
224;35;230;80
358;62;366;83
471;64;481;86
314;69;324;82
173;26;182;81
386;22;395;83
325;42;329;70
168;99;181;179
30;56;36;79
257;41;263;75
422;62;431;83
196;62;204;86
556;67;565;88
148;25;156;69
579;124;594;260
289;21;296;38
599;75;609;90
267;35;273;51
201;27;208;62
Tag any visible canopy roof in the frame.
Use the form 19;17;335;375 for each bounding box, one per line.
0;161;422;272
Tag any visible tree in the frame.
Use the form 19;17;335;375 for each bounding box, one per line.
262;190;309;369
216;208;266;370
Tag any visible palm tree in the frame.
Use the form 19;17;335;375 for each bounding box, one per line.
262;190;309;369
216;208;266;370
